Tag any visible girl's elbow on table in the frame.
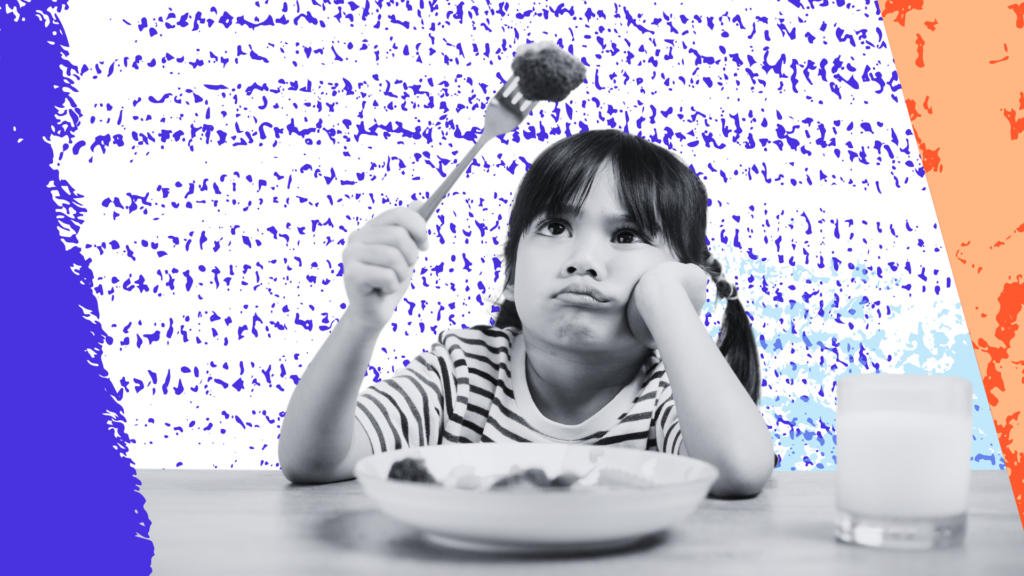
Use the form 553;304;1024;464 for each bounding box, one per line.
280;452;349;485
709;457;774;499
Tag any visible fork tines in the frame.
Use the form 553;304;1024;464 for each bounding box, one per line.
497;75;534;116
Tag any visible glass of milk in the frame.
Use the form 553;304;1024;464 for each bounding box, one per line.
835;374;972;549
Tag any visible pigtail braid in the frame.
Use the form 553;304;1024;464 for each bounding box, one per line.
702;255;740;302
701;254;762;404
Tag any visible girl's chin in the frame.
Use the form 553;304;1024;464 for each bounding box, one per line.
533;320;637;351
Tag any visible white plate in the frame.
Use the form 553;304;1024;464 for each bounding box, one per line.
354;443;719;553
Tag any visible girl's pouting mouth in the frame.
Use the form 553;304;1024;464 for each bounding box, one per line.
553;282;612;307
548;288;624;352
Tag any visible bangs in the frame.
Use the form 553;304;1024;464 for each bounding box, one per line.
610;137;673;245
511;132;672;239
507;133;607;228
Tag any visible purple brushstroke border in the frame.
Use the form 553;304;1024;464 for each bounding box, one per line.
1;1;153;573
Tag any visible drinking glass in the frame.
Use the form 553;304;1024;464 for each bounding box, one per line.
835;374;972;549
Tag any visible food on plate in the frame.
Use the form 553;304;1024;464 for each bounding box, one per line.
490;467;551;489
596;467;654;489
386;455;657;490
447;465;483;490
550;472;581;487
488;467;580;490
511;40;586;102
387;457;438;484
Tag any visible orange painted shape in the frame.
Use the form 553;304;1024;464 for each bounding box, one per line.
1010;4;1024;28
879;0;1024;528
1005;108;1024;140
881;0;925;26
907;99;923;119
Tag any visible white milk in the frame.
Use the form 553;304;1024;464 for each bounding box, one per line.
837;411;971;518
836;374;973;520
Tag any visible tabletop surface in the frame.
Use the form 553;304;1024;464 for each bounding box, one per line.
139;469;1024;576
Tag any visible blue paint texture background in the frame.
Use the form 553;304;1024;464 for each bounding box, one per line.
1;0;1006;571
1;0;153;573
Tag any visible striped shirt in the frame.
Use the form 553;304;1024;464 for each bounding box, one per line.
355;325;687;455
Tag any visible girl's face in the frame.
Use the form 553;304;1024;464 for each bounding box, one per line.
508;162;678;354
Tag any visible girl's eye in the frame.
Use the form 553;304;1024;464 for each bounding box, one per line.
614;229;642;244
541;221;568;236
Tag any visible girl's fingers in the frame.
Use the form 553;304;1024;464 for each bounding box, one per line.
349;243;413;277
347;261;402;294
369;206;429;251
341;204;428;304
355;225;422;267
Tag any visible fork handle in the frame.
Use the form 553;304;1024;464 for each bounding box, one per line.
416;134;493;221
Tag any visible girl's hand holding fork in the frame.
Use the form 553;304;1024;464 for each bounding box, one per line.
342;202;429;331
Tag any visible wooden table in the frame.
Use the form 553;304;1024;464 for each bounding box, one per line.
139;470;1023;575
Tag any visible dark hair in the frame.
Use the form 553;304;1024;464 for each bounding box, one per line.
495;129;762;403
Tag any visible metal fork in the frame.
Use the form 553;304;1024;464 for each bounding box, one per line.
416;75;537;221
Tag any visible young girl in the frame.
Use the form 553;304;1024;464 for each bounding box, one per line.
278;130;775;497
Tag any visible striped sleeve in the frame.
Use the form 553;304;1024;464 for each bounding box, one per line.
654;379;687;456
355;343;452;453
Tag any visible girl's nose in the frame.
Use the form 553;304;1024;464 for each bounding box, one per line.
563;243;605;279
565;264;598;277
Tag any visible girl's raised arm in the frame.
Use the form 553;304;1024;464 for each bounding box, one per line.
278;205;428;484
633;261;775;498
